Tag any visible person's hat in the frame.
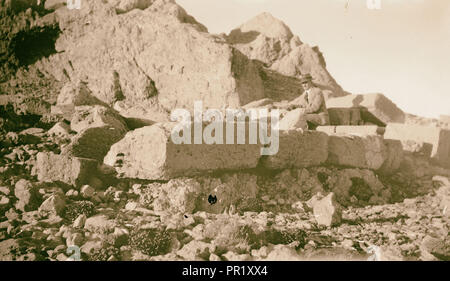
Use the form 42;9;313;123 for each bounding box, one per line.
300;74;312;83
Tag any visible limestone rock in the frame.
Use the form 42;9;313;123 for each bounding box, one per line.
228;12;344;98
38;194;66;216
421;235;450;260
34;152;98;187
378;139;403;174
48;121;70;137
317;125;383;136
69;105;127;134
326;135;387;170
176;240;213;260
326;93;405;125
80;185;95;198
84;215;116;234
59;105;128;161
14;179;41;212
39;0;265;122
261;130;329;169
279;109;308;130
311;192;342;227
73;214;87;229
264;245;302;261
104;122;261;180
384;123;450;168
327;108;362;126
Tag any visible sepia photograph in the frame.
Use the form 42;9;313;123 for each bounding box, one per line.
0;0;449;270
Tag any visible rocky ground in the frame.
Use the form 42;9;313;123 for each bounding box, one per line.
0;118;449;261
1;0;450;261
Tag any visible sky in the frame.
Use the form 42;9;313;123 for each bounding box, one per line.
177;0;450;118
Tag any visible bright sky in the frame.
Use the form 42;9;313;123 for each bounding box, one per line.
177;0;450;118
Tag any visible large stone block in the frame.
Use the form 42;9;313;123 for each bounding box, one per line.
440;115;450;124
34;152;98;187
326;93;405;125
62;105;128;161
327;108;361;125
384;123;450;168
103;122;262;180
260;130;329;169
326;135;387;170
317;125;383;136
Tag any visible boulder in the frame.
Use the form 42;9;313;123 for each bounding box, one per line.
326;94;405;125
278;109;308;130
52;82;106;119
260;130;329;169
34;152;98;187
69;105;127;134
62;105;128;161
384;123;450;168
311;192;342;227
14;179;41;212
84;215;116;234
38;194;66;216
48;121;70;137
326;135;387;170
227;12;344;99
104;122;262;180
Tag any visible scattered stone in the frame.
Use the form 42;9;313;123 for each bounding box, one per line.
0;186;10;195
34;152;98;187
14;179;41;212
84;215;116;234
73;214;87;229
80;185;95;198
311;193;342;227
38;194;66;216
66;233;84;247
48;122;70;137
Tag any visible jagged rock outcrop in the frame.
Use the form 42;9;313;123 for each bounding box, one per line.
227;12;345;100
34;0;266;122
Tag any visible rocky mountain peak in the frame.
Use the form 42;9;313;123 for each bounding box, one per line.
229;12;294;41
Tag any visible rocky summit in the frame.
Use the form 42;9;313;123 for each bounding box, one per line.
0;0;449;261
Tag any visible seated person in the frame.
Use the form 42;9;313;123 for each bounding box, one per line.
286;74;329;129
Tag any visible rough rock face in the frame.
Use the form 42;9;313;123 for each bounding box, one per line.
34;152;98;186
326;94;405;125
61;105;128;161
35;0;266;122
227;12;345;99
103;122;261;180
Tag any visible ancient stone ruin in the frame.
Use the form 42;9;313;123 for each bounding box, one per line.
0;0;449;261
